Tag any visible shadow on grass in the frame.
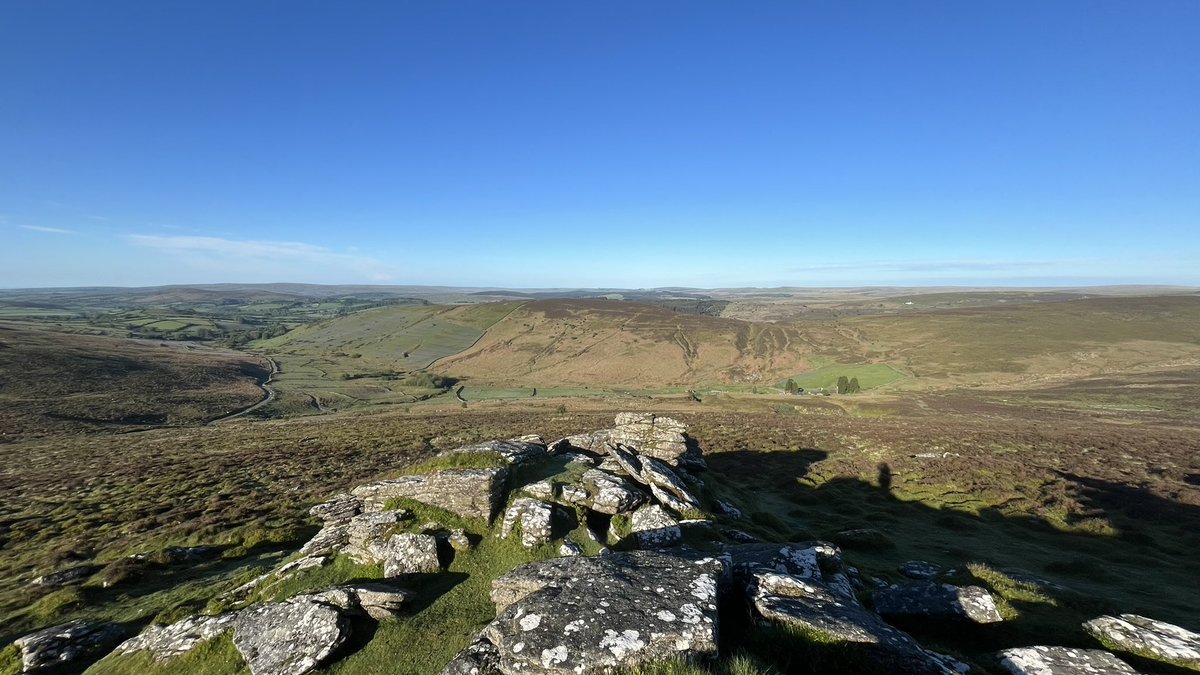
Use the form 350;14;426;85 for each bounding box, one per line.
705;449;1200;674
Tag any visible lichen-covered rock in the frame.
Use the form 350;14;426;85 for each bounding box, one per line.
483;551;726;674
874;583;1004;624
1084;614;1200;670
607;442;644;478
13;619;124;672
110;613;240;662
730;542;952;675
352;467;509;520
302;583;414;620
639;458;701;512
628;504;681;549
559;540;583;557
609;413;704;471
749;572;954;674
342;510;409;563
299;494;365;556
367;533;442;576
559;430;613;455
442;637;502;675
899;560;942;580
578;470;647;515
233;598;349;675
997;646;1140;674
501;498;558;548
442;436;547;465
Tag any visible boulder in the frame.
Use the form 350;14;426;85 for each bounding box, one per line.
13;619;124;672
111;613;240;662
1083;614;1200;670
874;583;1004;624
559;540;583;557
442;637;502;675
731;542;953;675
714;500;742;519
997;646;1140;674
558;430;613;455
233;597;349;675
342;510;409;563
367;533;442;576
500;498;558;548
442;437;547;465
578;470;647;515
482;551;726;674
628;504;681;549
899;560;942;580
351;467;509;520
607;443;644;478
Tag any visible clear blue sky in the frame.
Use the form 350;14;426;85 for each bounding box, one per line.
2;1;1197;288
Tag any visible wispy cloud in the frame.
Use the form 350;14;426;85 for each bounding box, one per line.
125;234;401;283
20;224;75;234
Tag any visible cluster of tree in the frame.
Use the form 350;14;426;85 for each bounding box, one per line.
836;376;862;394
784;379;802;394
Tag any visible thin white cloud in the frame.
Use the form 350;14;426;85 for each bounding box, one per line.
20;224;75;234
125;234;401;283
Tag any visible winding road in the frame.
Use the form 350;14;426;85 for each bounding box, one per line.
209;356;279;424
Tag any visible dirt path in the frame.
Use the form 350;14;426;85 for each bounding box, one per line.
209;356;279;424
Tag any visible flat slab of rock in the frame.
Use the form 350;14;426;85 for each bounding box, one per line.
111;613;239;662
442;437;547;465
1084;614;1200;670
352;467;508;520
609;413;704;471
997;646;1141;674
367;532;442;576
234;598;349;675
302;583;414;620
874;583;1004;624
483;551;727;674
13;619;124;672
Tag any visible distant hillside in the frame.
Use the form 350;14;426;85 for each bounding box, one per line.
431;299;819;387
0;323;268;437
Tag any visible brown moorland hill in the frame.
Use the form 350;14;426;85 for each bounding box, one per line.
430;299;821;386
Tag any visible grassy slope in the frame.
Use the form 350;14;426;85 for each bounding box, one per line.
250;303;521;413
0;322;267;437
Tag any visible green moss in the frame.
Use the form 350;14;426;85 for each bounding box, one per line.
85;633;248;675
0;644;21;675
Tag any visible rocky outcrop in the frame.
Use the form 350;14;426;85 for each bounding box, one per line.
352;467;508;520
233;597;349;675
997;646;1140;674
299;493;365;556
559;414;704;471
1083;614;1200;670
874;583;1004;624
525;470;647;516
477;551;726;674
898;560;941;580
12;620;123;673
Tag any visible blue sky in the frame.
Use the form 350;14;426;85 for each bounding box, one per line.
2;1;1197;288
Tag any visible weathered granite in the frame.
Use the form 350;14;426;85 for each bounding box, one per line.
482;551;726;674
1084;614;1200;670
351;467;509;520
301;583;414;620
874;583;1004;624
13;620;124;673
367;533;442;576
997;646;1141;674
30;565;100;587
441;637;502;675
899;560;942;580
441;436;547;465
500;498;558;548
628;504;681;549
111;613;240;662
233;597;349;675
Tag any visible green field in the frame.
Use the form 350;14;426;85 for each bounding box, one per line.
778;362;906;392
